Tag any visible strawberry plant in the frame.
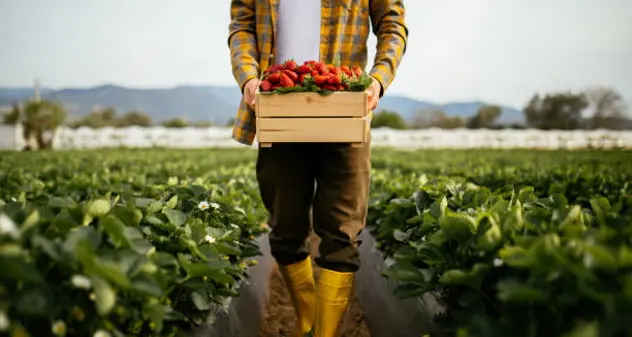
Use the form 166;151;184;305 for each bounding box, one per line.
0;149;266;337
368;168;632;337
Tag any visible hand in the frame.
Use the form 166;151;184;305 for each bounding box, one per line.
367;77;382;111
243;78;260;110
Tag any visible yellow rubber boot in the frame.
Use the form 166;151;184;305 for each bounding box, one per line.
278;257;317;336
314;268;355;337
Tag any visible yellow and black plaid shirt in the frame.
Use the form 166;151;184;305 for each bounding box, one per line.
228;0;409;145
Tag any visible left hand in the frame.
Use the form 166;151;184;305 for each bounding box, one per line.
367;77;382;110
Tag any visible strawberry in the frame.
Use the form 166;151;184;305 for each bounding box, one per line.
259;80;273;92
352;66;363;77
313;75;329;85
314;62;326;74
284;59;297;71
340;65;352;77
279;73;294;87
298;73;308;85
284;69;299;82
297;64;311;74
267;64;282;74
323;84;338;91
328;75;342;85
336;84;345;91
305;60;317;65
311;70;319;77
266;72;281;84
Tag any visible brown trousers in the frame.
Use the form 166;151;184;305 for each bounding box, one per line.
255;140;371;273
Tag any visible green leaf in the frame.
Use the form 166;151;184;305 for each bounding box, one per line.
439;263;490;289
589;197;610;226
439;213;478;240
497;279;548;303
92;276;116;316
166;195;178;209
393;229;411;242
562;321;598;337
164;209;186;227
47;197;76;209
102;214;127;248
191;291;212;310
498;246;533;268
583;244;617;270
429;196;447;219
384;261;426;285
86;198;111;217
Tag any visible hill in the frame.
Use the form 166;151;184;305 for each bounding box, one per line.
0;85;524;125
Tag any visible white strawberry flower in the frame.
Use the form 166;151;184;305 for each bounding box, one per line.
0;214;19;239
94;330;111;337
51;320;67;336
0;311;8;331
71;274;92;289
198;201;210;210
204;235;216;244
210;202;220;209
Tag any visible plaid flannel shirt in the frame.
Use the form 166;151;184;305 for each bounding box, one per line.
228;0;409;145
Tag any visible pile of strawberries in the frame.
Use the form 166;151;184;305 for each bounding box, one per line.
258;59;369;92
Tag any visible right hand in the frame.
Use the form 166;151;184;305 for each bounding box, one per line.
243;78;260;110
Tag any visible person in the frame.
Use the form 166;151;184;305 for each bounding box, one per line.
227;1;408;336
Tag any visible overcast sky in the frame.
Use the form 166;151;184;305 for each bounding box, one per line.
1;0;631;108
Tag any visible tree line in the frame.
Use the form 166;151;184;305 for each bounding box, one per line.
371;86;630;130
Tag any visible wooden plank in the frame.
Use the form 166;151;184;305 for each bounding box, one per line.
257;117;368;143
255;91;368;118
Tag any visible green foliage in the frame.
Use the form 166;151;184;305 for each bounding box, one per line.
466;105;502;129
69;108;153;129
371;110;408;129
161;118;189;128
0;149;265;337
524;92;588;130
367;150;632;337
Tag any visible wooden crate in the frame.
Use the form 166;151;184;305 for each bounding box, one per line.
254;91;369;147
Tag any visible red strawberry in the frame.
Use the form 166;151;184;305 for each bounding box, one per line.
323;84;338;91
328;74;342;85
311;70;319;77
352;66;363;77
266;72;281;84
267;64;282;74
284;59;297;71
305;60;317;65
299;73;308;85
284;70;299;82
260;80;273;92
313;75;329;85
280;73;294;87
336;84;345;91
340;65;352;77
297;65;311;74
314;62;326;74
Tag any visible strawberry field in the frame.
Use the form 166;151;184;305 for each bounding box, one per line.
1;148;631;337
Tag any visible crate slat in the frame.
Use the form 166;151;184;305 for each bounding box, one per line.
255;92;368;117
257;117;368;143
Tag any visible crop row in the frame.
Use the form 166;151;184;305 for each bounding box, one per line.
1;148;631;337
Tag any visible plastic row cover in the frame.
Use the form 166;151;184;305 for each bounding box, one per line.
354;230;445;337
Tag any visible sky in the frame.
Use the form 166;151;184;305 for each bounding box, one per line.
1;0;631;109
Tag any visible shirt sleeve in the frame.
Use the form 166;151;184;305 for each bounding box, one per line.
228;0;261;92
368;0;409;97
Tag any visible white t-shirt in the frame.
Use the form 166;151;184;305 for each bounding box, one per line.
275;0;321;65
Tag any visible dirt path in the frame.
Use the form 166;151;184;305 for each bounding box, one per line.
258;234;371;337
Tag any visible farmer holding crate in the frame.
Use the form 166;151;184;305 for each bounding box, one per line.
228;0;408;336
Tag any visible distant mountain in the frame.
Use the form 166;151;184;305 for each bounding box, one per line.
0;85;524;125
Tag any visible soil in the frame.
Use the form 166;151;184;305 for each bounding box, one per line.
258;233;371;337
